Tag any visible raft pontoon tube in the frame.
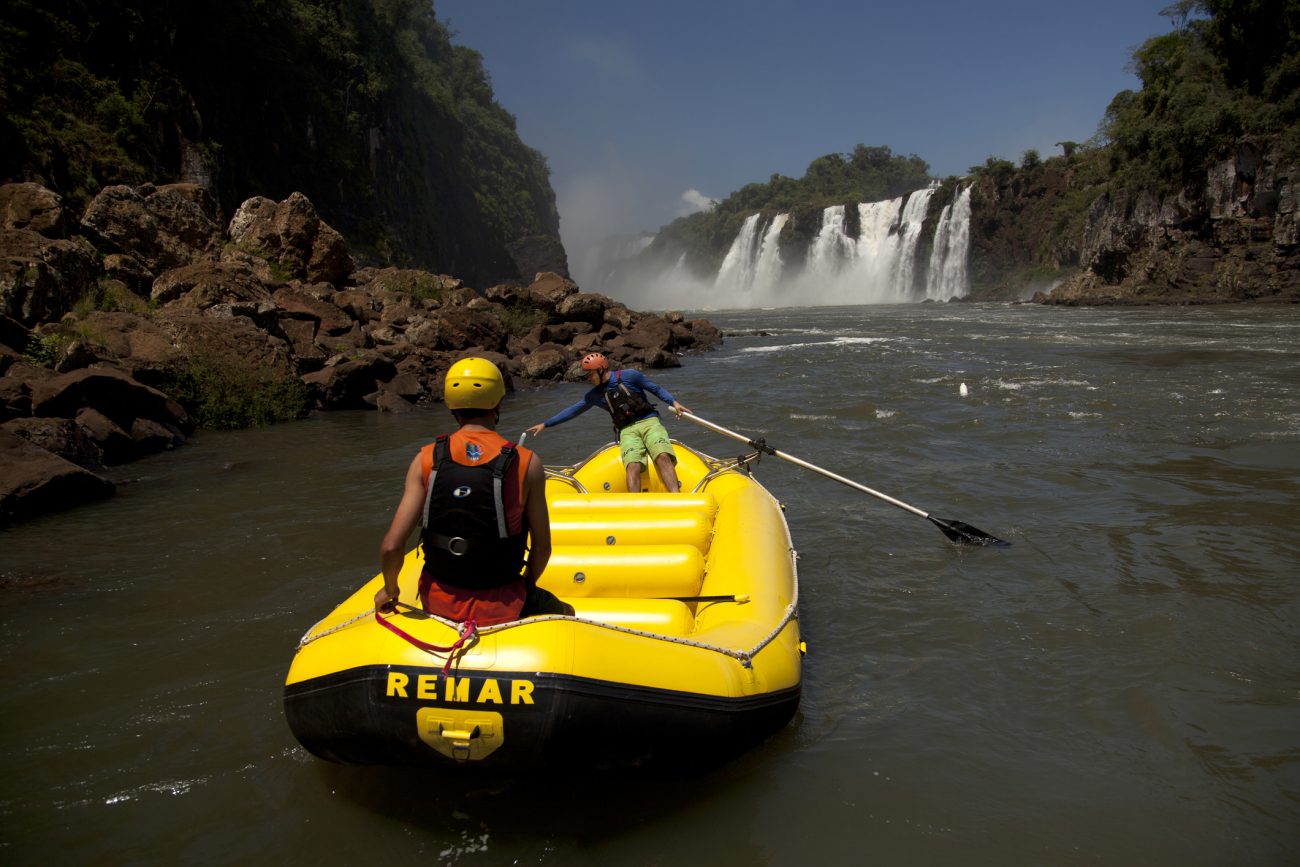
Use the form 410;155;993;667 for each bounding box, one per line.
284;440;801;770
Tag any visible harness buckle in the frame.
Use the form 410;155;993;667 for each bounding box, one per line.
446;536;470;556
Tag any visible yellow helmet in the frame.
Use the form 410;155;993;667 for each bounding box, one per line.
443;357;505;410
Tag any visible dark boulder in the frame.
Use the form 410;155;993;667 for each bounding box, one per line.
30;365;192;438
0;361;56;421
152;260;273;308
0;416;105;470
0;431;115;527
0;314;31;354
483;283;525;305
0;229;100;326
622;315;673;352
557;292;615;326
154;307;300;386
0;182;68;238
80;183;223;274
226;193;352;286
520;347;568;380
682;319;723;352
405;307;507;353
301;353;398;409
525;272;579;308
73;407;139;464
272;285;354;336
102;253;156;296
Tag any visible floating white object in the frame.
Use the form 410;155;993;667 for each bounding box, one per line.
959;382;969;397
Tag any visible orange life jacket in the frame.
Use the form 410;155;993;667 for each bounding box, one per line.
417;429;535;625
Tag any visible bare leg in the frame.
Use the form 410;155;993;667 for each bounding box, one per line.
626;462;643;493
654;453;681;493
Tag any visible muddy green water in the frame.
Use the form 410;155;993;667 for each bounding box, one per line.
2;303;1297;865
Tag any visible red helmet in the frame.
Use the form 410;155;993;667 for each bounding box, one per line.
581;352;609;371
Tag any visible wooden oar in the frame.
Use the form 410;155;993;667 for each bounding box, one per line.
680;411;1010;547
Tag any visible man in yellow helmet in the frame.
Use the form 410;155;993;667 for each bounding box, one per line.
375;357;569;625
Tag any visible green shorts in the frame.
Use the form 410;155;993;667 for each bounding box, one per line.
618;417;676;468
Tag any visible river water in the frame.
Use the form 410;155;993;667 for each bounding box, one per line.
2;303;1297;865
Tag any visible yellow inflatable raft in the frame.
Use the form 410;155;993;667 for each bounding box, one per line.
284;440;801;770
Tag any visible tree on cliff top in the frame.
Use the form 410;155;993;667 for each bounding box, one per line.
1103;0;1299;189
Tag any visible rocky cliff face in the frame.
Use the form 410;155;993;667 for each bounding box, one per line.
959;140;1299;305
964;163;1094;300
1037;141;1299;305
0;0;569;289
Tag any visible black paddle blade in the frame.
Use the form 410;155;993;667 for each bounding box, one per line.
929;516;1011;547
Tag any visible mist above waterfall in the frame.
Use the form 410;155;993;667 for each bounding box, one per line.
598;185;973;310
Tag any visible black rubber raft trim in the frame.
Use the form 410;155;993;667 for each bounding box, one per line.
284;664;800;771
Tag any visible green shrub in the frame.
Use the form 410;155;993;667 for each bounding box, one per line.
498;302;550;337
160;345;310;430
72;279;150;316
23;333;68;367
385;272;448;304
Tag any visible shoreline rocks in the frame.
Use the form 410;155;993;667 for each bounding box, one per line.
0;181;722;527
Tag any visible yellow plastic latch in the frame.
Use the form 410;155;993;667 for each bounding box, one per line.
416;708;504;761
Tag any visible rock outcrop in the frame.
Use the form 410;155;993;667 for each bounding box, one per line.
0;430;115;525
0;181;723;526
1035;141;1299;305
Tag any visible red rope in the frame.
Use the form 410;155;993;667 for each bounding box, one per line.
375;610;478;675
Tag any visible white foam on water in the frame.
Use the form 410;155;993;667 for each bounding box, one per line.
101;777;206;806
439;829;491;860
992;378;1094;391
737;341;836;354
830;336;895;345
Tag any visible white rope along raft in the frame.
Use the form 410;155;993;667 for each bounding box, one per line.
297;554;800;671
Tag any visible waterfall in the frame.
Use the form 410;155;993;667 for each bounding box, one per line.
674;182;967;308
714;213;762;294
928;202;954;299
855;197;904;302
751;213;789;298
892;187;936;300
926;185;972;300
806;206;856;289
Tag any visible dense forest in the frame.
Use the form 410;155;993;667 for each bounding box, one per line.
0;0;562;286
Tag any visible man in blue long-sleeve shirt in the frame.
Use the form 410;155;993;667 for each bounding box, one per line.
525;352;691;493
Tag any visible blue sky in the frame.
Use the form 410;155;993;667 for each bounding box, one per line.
434;0;1176;283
